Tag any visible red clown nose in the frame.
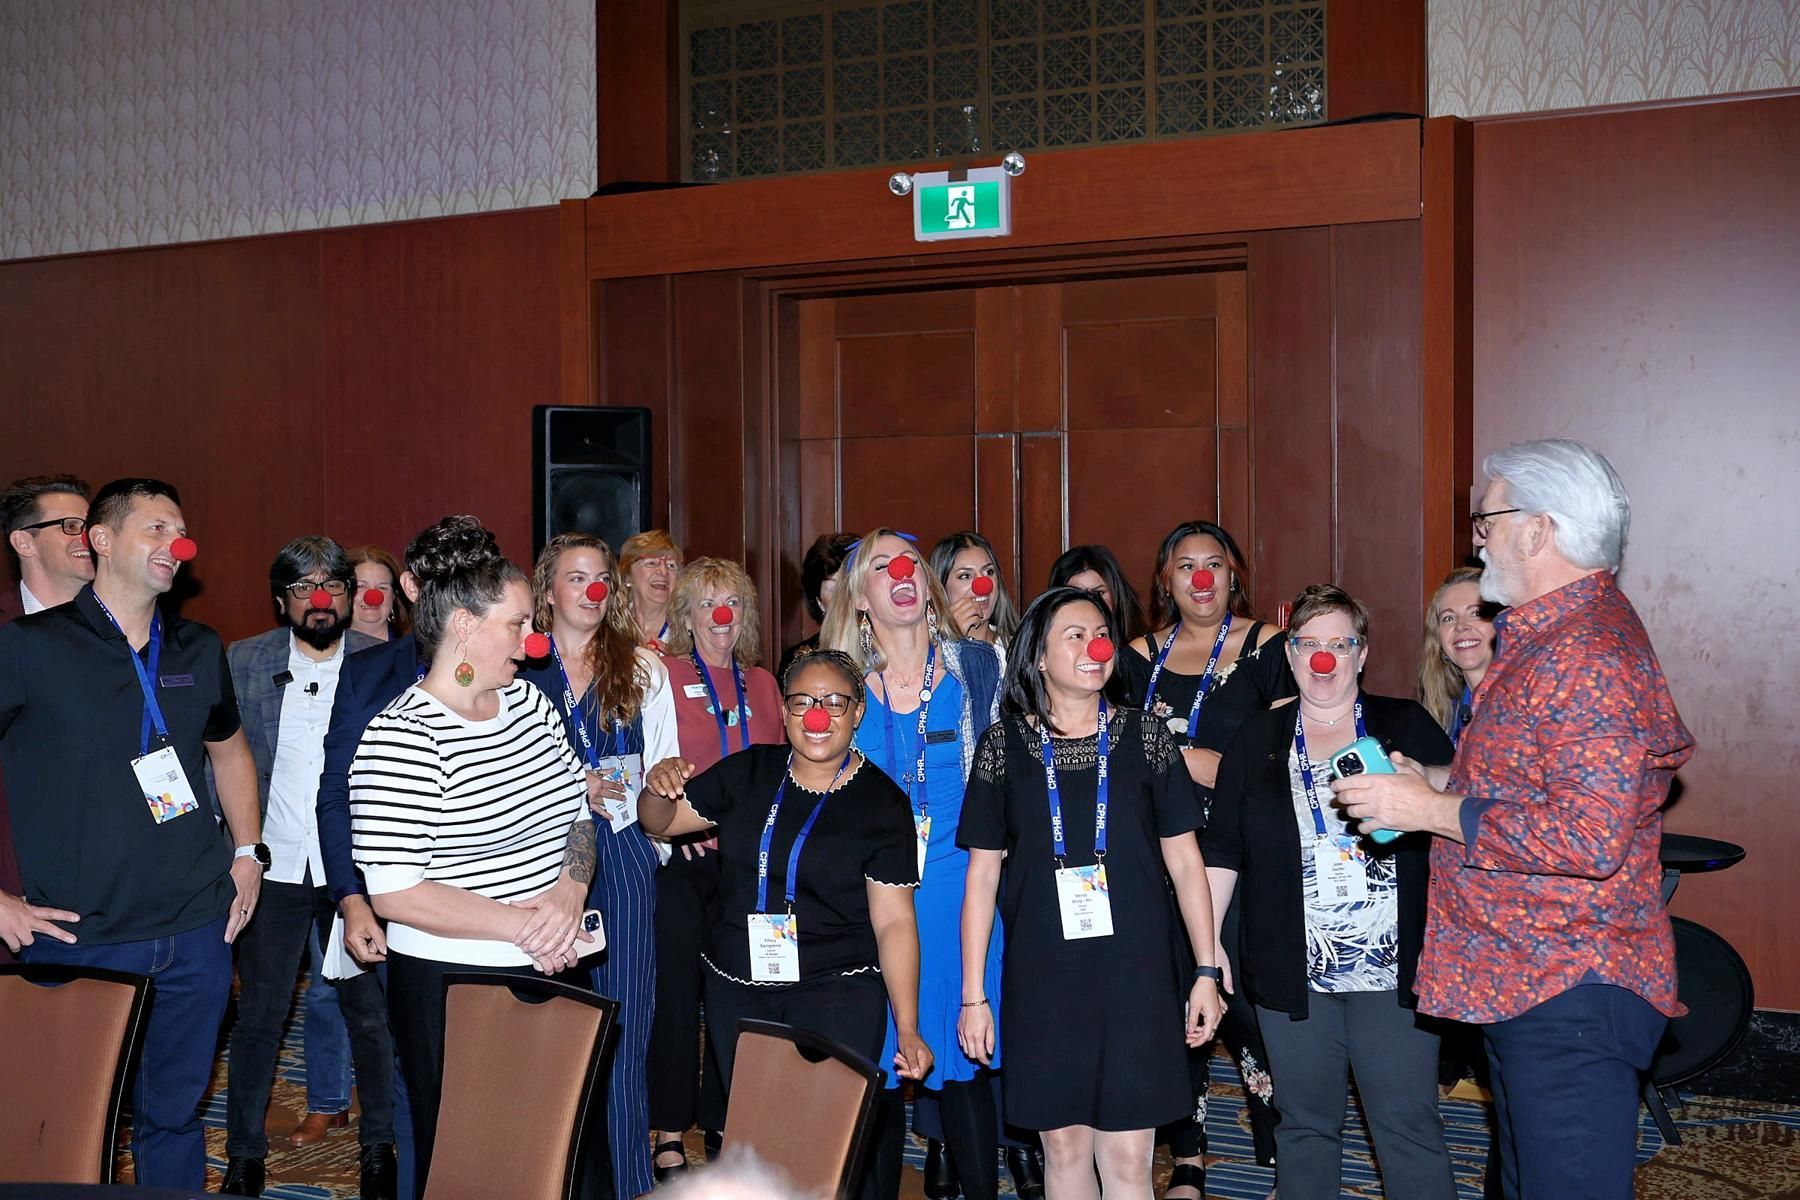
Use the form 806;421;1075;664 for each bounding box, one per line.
362;588;385;607
585;581;609;603
1192;568;1215;591
886;556;916;580
308;588;333;610
801;706;832;733
712;605;735;626
971;575;995;597
523;632;552;659
1309;650;1337;675
1086;637;1115;663
169;537;198;562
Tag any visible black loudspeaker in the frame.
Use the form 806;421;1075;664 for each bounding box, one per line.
533;405;653;557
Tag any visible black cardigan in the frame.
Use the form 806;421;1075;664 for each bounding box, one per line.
1202;691;1454;1020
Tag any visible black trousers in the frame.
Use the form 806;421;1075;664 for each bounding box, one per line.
226;875;395;1159
386;951;608;1200
646;849;726;1134
704;967;888;1200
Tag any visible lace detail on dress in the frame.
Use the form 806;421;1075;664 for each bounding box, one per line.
972;721;1007;785
1139;711;1186;774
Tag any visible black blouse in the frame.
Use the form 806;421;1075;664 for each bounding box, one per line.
683;743;918;982
1202;692;1453;1018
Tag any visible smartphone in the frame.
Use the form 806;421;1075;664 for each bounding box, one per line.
1328;736;1401;845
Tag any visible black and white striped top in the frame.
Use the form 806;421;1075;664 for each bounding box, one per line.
351;680;588;966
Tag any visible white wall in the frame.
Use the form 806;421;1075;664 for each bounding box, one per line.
0;0;596;259
1431;0;1800;116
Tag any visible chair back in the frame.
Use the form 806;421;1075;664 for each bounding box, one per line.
722;1020;884;1200
0;963;149;1183
422;974;617;1200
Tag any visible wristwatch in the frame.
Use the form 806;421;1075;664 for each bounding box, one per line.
234;843;272;872
1194;965;1223;984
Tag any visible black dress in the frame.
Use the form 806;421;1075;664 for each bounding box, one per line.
957;709;1204;1132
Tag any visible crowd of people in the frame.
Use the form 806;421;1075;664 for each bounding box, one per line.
0;436;1693;1200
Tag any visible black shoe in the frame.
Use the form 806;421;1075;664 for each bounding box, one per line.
1006;1146;1045;1200
924;1139;960;1200
1164;1161;1205;1200
359;1143;397;1200
220;1157;265;1197
653;1137;690;1183
703;1128;723;1162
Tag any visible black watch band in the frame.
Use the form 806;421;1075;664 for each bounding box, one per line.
1194;965;1223;983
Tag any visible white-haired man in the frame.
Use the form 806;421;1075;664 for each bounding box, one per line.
1336;439;1693;1200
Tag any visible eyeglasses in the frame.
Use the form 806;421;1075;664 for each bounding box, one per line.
634;556;681;573
1471;508;1523;539
784;693;854;717
19;517;86;537
1288;636;1364;656
282;579;350;600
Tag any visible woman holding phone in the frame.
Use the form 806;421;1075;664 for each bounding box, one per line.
1203;584;1456;1200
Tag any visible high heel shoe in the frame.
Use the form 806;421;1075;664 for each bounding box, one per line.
1005;1145;1045;1199
924;1138;961;1199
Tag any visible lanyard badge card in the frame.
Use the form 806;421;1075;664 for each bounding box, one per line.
748;752;847;982
1042;705;1114;940
99;600;201;825
1295;706;1372;905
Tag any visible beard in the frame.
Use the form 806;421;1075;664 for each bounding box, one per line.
284;606;350;651
1478;550;1517;607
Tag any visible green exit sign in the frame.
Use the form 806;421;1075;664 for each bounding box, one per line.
912;167;1011;241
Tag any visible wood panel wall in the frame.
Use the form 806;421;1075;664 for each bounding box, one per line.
0;207;563;645
1471;92;1800;1009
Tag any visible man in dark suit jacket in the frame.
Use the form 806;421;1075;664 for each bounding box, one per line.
0;474;94;960
216;536;396;1200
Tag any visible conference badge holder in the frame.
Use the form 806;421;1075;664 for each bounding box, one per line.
134;746;200;824
1055;863;1113;940
747;912;800;982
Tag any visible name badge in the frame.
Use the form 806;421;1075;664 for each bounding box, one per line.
925;728;957;745
595;753;644;833
132;746;201;824
683;683;711;699
1311;834;1370;905
159;674;195;688
747;912;800;982
914;812;931;880
1055;863;1113;940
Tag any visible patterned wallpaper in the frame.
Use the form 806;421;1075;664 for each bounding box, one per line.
1431;0;1800;116
0;0;597;260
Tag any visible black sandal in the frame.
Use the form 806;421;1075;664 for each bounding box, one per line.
1164;1162;1205;1200
653;1138;689;1182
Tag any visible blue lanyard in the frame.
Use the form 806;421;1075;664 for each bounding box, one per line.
1142;613;1232;742
1293;701;1367;836
549;636;600;770
879;642;936;817
691;649;750;759
1451;684;1473;746
93;594;168;758
1039;701;1110;865
754;752;851;913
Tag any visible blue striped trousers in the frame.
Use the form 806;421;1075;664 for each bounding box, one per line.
589;819;660;1199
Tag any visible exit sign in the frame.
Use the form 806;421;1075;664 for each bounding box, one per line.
912;166;1011;241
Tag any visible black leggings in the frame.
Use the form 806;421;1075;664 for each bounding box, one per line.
871;1077;1000;1200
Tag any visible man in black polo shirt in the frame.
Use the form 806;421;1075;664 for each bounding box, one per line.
0;477;268;1190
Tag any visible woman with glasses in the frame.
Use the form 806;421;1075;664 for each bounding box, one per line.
347;544;411;642
619;530;684;652
956;586;1224;1198
639;648;933;1200
820;528;1009;1200
518;531;680;1200
1203;584;1457;1200
1119;520;1286;1188
649;557;784;1180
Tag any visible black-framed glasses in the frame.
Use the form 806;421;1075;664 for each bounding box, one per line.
784;692;854;717
282;579;351;600
1471;508;1523;539
19;517;86;537
1288;636;1364;656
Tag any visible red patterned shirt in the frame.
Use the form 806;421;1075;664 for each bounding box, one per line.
1417;571;1694;1023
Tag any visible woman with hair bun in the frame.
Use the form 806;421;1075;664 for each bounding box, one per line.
518;531;680;1200
349;516;602;1196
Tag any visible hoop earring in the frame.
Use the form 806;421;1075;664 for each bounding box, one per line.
453;640;474;687
857;611;876;665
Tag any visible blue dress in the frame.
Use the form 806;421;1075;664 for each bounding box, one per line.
520;661;659;1200
858;670;1005;1090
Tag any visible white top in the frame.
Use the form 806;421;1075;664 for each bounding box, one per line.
19;582;45;615
351;680;588;966
264;636;345;885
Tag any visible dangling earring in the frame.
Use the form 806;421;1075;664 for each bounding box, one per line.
453;639;474;687
925;602;942;643
857;611;876;664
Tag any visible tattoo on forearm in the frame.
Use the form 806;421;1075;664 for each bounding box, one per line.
563;820;597;885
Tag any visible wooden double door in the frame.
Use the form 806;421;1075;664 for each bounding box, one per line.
784;268;1250;637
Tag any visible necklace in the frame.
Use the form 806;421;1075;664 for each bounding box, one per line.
1301;708;1350;727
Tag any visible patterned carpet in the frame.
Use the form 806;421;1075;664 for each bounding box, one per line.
112;1020;1800;1198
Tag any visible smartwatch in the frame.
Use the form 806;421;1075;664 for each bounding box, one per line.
235;843;273;872
1193;965;1223;984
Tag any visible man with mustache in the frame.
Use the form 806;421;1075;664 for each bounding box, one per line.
218;536;397;1199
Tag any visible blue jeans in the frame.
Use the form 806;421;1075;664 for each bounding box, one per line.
1483;983;1667;1200
22;915;232;1189
304;919;352;1113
